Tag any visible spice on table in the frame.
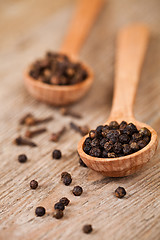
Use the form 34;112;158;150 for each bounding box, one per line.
14;136;37;147
52;149;62;159
29;51;88;86
82;224;93;234
53;209;64;219
115;186;126;198
60;107;82;119
30;180;38;189
20;114;53;126
61;172;72;186
54;202;65;211
35;206;46;217
70;122;90;136
83;121;151;158
59;197;70;206
79;158;88;167
50;127;66;142
72;186;83;196
18;154;28;163
25;128;47;138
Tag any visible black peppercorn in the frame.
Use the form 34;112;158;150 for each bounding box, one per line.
54;202;65;211
132;133;143;142
83;224;93;234
89;147;101;157
79;158;87;167
18;154;27;163
139;127;151;137
84;137;92;146
101;125;109;137
137;140;147;149
62;176;72;186
52;149;62;159
61;172;72;186
35;206;46;216
123;144;132;155
83;145;91;154
89;130;97;139
109;121;119;129
102;150;108;158
72;186;83;196
91;138;100;147
115;186;126;198
59;197;70;206
30;180;38;189
119;134;130;144
104;141;113;152
53;209;63;219
130;142;139;152
113;142;123;154
100;138;108;148
119;121;127;130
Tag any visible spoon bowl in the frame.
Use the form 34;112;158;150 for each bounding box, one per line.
78;118;158;177
24;58;93;106
78;24;158;177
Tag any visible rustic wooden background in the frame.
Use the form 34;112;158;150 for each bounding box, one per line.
0;0;160;239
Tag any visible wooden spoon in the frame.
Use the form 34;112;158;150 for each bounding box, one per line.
78;24;158;177
24;0;104;106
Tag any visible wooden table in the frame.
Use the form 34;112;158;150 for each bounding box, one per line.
0;0;160;239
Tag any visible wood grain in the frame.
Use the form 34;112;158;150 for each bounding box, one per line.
0;0;160;240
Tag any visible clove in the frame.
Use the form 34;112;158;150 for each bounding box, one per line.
50;127;66;142
60;107;82;119
14;136;37;147
25;128;47;138
19;113;53;126
70;122;90;136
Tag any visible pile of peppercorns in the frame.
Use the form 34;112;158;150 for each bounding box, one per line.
29;51;88;85
83;121;151;158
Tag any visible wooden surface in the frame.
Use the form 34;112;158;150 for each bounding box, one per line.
0;0;160;240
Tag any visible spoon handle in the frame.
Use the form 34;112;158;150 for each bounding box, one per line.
60;0;104;56
109;24;150;121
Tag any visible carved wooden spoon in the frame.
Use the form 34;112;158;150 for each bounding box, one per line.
24;0;104;106
78;24;158;177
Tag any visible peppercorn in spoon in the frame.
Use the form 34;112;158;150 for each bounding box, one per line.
24;0;104;105
78;24;158;177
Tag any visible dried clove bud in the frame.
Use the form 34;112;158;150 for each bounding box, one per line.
50;127;66;142
25;128;47;138
70;122;90;136
60;107;82;119
19;113;53;126
14;136;37;147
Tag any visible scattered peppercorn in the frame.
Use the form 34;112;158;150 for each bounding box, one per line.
83;121;151;158
35;206;46;217
29;52;88;86
59;197;70;206
53;209;64;219
18;154;28;163
115;186;126;198
82;224;93;234
52;149;62;159
72;186;83;196
30;180;38;189
54;202;65;211
61;172;72;186
79;158;88;167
